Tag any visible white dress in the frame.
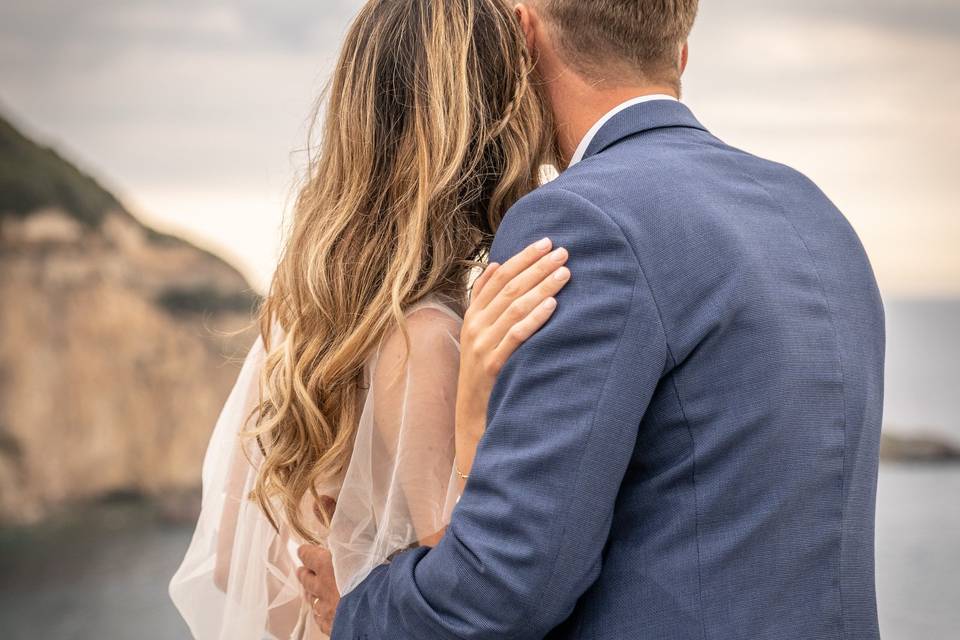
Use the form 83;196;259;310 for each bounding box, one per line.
169;297;464;639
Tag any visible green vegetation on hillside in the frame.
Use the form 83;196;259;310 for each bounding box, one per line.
0;114;127;229
0;110;261;312
0;110;256;277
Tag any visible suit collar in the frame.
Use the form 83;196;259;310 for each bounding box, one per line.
580;100;708;162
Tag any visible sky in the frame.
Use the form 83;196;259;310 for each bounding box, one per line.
0;0;957;296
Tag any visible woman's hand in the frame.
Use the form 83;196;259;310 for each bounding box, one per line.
297;544;339;635
455;237;571;482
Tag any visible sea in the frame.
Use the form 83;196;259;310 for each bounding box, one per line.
0;298;957;639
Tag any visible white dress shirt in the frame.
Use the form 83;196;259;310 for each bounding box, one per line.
568;94;678;167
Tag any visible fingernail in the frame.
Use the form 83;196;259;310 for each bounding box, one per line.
535;237;551;251
551;248;567;262
554;267;570;281
544;297;557;310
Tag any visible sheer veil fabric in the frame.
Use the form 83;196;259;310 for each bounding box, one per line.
169;297;464;639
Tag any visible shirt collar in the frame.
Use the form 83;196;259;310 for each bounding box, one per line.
568;94;678;167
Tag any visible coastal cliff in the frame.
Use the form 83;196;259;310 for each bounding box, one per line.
0;115;260;524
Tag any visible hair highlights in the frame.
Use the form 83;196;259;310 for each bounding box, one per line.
248;0;553;543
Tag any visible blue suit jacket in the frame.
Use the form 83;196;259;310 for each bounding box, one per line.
332;100;885;639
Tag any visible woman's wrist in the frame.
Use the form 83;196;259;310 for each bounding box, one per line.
454;411;486;476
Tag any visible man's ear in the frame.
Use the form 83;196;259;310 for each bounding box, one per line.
680;41;689;75
515;4;536;53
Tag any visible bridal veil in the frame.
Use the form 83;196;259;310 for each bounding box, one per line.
169;299;463;639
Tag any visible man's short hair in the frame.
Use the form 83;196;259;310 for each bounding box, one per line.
537;0;699;88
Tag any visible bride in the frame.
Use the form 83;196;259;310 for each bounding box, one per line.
169;0;567;637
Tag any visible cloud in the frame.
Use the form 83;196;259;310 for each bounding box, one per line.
713;0;960;39
0;0;957;294
685;3;960;296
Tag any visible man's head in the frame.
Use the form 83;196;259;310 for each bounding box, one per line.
521;0;698;93
515;0;698;163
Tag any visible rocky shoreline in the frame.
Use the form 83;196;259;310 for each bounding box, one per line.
0;113;259;526
880;431;960;464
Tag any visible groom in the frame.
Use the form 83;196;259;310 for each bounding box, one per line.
300;1;885;637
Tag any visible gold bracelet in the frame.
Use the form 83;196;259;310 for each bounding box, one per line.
455;459;470;480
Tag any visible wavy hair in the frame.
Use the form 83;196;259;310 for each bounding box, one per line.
248;0;555;543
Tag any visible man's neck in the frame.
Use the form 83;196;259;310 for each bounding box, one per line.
549;79;679;166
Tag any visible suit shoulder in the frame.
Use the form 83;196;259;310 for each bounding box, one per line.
500;179;622;235
505;178;598;214
718;142;828;195
491;180;635;265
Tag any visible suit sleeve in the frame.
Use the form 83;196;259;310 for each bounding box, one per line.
331;187;669;639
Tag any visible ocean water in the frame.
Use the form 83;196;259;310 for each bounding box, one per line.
0;467;956;639
0;299;956;638
883;298;960;440
876;465;960;638
0;501;193;640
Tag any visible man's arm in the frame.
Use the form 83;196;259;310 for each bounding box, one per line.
332;186;669;639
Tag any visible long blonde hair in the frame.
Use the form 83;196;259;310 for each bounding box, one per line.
249;0;554;543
